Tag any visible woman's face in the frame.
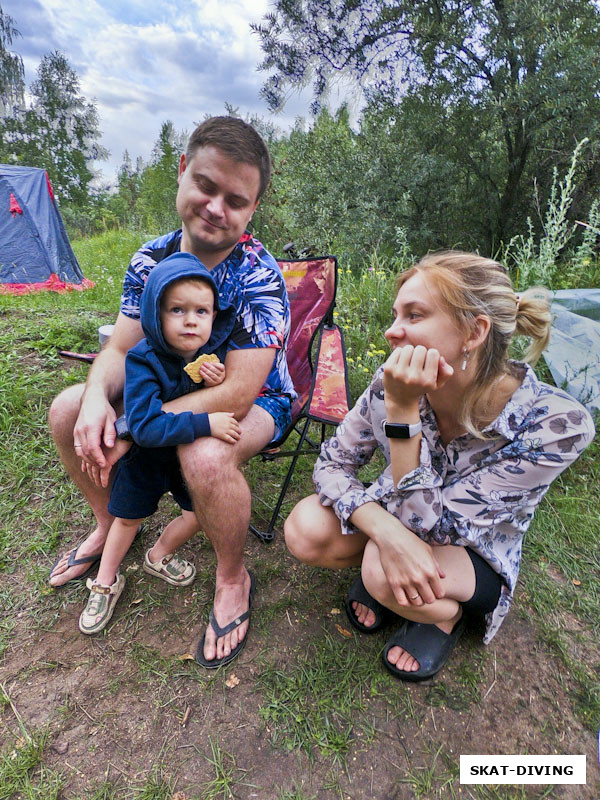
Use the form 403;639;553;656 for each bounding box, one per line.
384;271;466;368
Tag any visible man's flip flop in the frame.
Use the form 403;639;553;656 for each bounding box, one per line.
194;571;256;669
345;575;391;634
382;618;466;682
50;545;102;587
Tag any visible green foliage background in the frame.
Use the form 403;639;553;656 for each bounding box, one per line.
3;1;600;277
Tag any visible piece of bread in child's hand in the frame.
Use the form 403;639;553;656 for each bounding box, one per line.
184;353;220;383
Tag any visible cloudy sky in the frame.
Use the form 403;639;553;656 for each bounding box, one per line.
2;0;320;183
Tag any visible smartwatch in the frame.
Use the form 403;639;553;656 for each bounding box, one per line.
382;419;422;439
115;414;133;442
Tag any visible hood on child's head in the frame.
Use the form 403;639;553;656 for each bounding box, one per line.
140;252;235;359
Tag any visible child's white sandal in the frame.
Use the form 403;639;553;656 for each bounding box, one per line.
143;550;196;586
78;573;126;635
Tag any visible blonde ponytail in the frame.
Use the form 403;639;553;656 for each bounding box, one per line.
515;287;551;365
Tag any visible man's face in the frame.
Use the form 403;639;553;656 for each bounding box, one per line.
176;146;261;267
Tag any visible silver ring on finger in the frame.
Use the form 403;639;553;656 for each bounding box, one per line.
410;593;420;600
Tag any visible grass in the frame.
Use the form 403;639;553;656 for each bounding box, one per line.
257;630;383;763
519;438;600;727
395;744;456;797
425;652;484;712
199;737;255;800
0;230;598;798
69;771;175;800
0;684;64;800
277;785;316;800
0;729;65;800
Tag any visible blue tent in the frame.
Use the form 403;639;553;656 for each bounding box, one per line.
0;164;90;293
545;289;600;417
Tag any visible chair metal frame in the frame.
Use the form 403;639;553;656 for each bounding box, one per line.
249;256;351;543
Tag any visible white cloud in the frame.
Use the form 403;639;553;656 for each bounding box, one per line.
2;0;320;183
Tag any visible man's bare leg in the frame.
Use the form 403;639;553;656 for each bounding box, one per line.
48;384;115;586
178;404;274;663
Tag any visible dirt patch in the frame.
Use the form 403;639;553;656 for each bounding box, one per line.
2;516;599;799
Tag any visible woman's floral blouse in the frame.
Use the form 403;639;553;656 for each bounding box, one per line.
313;362;595;642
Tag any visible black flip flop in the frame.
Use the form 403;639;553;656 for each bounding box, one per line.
344;575;391;634
50;545;102;587
382;618;466;682
195;571;256;669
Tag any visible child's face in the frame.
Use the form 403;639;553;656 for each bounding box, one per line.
160;279;216;362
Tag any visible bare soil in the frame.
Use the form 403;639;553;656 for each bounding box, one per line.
1;509;598;799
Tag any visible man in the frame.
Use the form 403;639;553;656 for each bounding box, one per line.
49;116;295;667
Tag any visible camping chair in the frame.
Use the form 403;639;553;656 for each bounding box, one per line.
249;256;351;543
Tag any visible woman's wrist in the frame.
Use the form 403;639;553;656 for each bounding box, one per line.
384;399;421;422
350;502;411;547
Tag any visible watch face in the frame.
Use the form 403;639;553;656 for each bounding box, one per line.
383;419;421;438
384;422;410;438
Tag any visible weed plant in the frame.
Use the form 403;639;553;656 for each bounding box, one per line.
257;632;382;763
200;737;254;800
277;785;316;800
0;728;64;800
504;139;600;290
334;251;399;400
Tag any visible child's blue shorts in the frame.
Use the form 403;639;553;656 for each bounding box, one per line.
108;445;192;520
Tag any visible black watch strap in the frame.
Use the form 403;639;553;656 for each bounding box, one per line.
115;414;133;441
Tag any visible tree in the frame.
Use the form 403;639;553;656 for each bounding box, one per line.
135;121;184;233
29;52;107;203
106;150;144;228
254;0;600;250
0;6;24;113
266;105;407;259
2;51;107;205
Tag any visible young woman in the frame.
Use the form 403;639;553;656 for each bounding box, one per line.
284;251;594;682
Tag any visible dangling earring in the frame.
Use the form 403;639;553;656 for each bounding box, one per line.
461;348;470;371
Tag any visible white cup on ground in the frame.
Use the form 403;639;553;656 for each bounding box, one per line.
98;324;115;349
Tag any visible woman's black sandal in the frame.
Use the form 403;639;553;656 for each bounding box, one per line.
344;575;391;634
382;618;466;682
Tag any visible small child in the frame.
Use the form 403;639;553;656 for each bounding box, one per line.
79;252;241;634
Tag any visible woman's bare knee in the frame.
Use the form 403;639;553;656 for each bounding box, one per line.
284;499;312;562
284;495;330;564
284;495;365;568
361;540;390;602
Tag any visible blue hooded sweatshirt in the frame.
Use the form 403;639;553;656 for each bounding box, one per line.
123;252;236;448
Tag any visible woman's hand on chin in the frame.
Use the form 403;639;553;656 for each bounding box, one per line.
383;345;454;410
